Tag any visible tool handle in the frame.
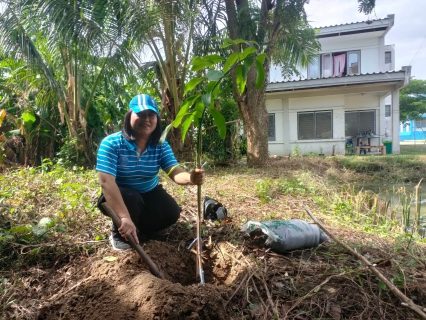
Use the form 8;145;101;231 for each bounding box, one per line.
101;202;165;279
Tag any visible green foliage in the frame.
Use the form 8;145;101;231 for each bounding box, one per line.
256;177;313;203
202;99;242;164
276;178;311;195
332;155;426;183
292;145;302;157
160;38;267;166
357;0;376;14
400;79;426;122
55;137;82;168
0;164;102;270
255;179;274;203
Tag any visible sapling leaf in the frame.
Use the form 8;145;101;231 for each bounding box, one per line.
210;109;226;139
256;53;267;64
181;115;194;141
224;52;240;72
241;47;256;59
243;55;255;73
204;54;224;64
194;116;200;128
207;70;224;82
255;59;265;89
202;94;212;108
191;57;215;71
207;81;220;99
159;123;173;145
194;101;205;118
174;95;200;127
236;64;247;94
220;38;249;48
184;77;204;95
191;55;224;71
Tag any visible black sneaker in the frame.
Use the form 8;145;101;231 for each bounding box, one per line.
109;231;133;251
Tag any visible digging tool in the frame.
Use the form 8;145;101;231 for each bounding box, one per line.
101;202;165;279
195;162;207;284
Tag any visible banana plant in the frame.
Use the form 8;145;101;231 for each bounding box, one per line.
160;38;267;283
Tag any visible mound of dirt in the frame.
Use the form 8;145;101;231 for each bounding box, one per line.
38;238;241;320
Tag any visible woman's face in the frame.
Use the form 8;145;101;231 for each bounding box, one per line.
130;110;157;139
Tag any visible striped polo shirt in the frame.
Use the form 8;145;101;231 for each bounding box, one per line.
96;132;178;193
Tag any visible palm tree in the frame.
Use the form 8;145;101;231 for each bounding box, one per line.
0;0;138;165
124;0;201;153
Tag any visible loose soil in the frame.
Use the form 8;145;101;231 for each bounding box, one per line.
2;157;426;319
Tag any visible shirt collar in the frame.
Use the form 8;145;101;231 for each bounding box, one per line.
122;133;155;151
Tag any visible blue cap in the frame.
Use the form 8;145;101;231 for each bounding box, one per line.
129;94;159;115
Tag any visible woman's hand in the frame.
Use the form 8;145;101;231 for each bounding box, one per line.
118;217;139;243
190;168;205;185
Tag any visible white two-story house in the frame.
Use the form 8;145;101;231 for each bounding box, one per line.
266;14;410;156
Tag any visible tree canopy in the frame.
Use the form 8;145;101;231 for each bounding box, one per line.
400;79;426;123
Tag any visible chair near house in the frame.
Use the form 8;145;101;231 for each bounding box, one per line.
345;139;354;155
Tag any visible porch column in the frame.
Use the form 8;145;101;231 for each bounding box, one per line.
391;89;400;154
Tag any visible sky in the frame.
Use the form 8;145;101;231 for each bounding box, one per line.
304;0;426;80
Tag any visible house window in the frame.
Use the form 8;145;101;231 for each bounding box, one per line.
298;111;333;140
322;53;333;78
308;56;320;79
345;110;376;136
268;113;275;141
385;51;392;64
385;105;391;117
347;51;360;75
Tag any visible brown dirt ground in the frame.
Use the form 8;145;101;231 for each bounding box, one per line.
2;157;426;319
4;218;426;320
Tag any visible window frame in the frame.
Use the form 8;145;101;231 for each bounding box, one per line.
321;53;333;78
307;55;320;79
385;51;392;64
297;110;333;140
385;105;391;117
347;50;361;75
268;113;276;141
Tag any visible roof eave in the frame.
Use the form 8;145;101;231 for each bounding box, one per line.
266;67;411;93
317;14;394;38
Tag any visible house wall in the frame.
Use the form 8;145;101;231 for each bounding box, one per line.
267;93;382;156
267;99;290;155
269;33;393;82
383;45;395;72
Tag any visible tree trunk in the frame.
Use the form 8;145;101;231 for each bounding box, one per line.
238;66;269;167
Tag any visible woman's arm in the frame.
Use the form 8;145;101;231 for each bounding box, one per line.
98;172;139;243
165;166;204;185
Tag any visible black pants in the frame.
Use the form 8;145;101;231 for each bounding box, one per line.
97;184;181;234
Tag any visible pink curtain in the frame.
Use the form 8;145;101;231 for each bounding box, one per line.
333;54;346;77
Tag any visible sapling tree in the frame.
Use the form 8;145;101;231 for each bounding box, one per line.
160;38;267;283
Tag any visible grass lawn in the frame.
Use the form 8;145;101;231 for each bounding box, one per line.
400;143;426;155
